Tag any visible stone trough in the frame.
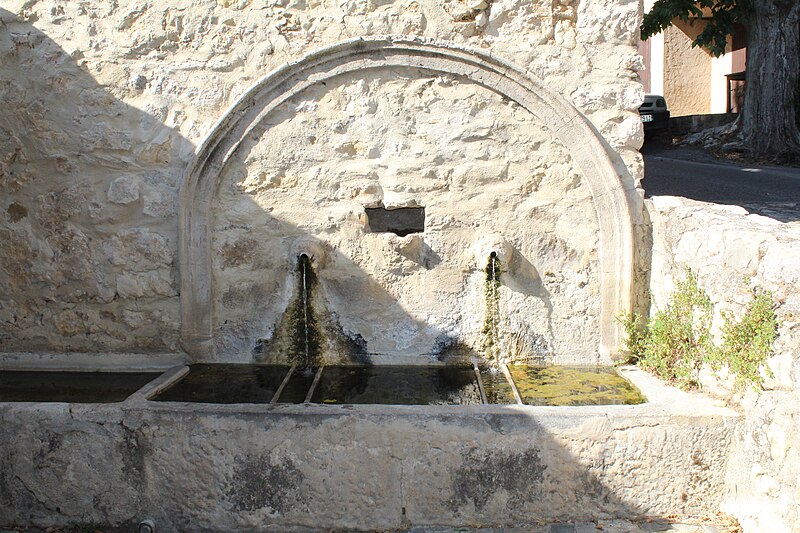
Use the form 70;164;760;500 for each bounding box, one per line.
0;363;738;532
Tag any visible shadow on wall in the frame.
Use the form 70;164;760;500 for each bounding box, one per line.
211;208;559;367
179;36;639;364
0;8;194;352
211;111;569;364
0;9;587;363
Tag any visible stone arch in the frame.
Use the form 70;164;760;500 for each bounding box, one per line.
179;36;638;361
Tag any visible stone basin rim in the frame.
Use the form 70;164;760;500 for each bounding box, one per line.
0;359;740;420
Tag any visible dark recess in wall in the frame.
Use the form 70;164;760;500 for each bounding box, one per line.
365;207;425;236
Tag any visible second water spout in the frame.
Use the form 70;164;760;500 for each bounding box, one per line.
482;252;502;364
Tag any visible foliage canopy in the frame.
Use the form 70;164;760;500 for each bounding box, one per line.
642;0;750;57
641;0;800;159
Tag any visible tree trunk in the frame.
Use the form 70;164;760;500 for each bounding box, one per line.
741;0;800;159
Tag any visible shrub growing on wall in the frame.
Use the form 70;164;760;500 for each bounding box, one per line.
623;271;714;389
622;271;779;391
708;289;779;390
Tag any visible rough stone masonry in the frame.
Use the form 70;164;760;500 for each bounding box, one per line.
0;0;645;364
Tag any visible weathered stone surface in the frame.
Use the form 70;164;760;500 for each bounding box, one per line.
648;196;800;532
102;228;173;271
648;197;800;394
107;175;141;204
116;271;177;299
0;367;738;532
0;0;643;356
0;6;191;352
212;72;603;363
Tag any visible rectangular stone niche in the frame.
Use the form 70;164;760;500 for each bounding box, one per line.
365;207;425;236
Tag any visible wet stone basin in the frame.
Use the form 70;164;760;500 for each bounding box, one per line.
509;365;646;406
311;366;481;405
478;366;518;404
151;364;646;406
0;371;162;403
153;364;294;404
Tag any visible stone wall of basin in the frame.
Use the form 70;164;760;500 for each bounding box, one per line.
0;0;645;362
648;196;800;532
0;368;737;531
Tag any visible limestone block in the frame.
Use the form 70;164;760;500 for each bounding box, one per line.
107;175;141;204
721;230;763;275
102;228;173;271
53;309;90;337
116;270;176;299
575;0;641;45
142;183;176;218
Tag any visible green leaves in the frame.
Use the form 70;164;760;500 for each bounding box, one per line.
635;271;714;389
641;0;752;57
621;271;779;391
708;289;778;390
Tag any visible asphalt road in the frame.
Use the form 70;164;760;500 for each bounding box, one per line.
641;139;800;222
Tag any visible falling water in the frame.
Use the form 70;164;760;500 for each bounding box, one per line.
301;254;310;364
482;252;501;364
298;253;314;369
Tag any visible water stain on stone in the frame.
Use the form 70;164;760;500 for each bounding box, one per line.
219;237;258;269
450;447;546;512
433;336;480;365
254;256;370;366
228;455;304;513
118;424;148;489
33;433;63;463
6;202;27;223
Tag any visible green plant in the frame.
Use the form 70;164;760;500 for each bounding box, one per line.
642;272;714;388
622;272;781;391
621;271;714;389
709;289;779;390
481;254;502;361
619;311;646;365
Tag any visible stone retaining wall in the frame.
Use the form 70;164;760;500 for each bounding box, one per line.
648;196;800;532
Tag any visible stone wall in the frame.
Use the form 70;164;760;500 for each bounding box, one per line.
0;0;645;362
214;70;602;362
648;196;800;532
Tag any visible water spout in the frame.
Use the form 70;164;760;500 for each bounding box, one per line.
292;252;320;369
482;252;502;364
299;253;311;366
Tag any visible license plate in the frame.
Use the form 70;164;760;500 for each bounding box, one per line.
641;114;653;123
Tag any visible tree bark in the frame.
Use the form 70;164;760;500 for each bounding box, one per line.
741;0;800;159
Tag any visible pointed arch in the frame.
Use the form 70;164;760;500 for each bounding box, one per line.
179;36;638;361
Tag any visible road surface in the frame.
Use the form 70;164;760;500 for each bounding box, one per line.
641;140;800;222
